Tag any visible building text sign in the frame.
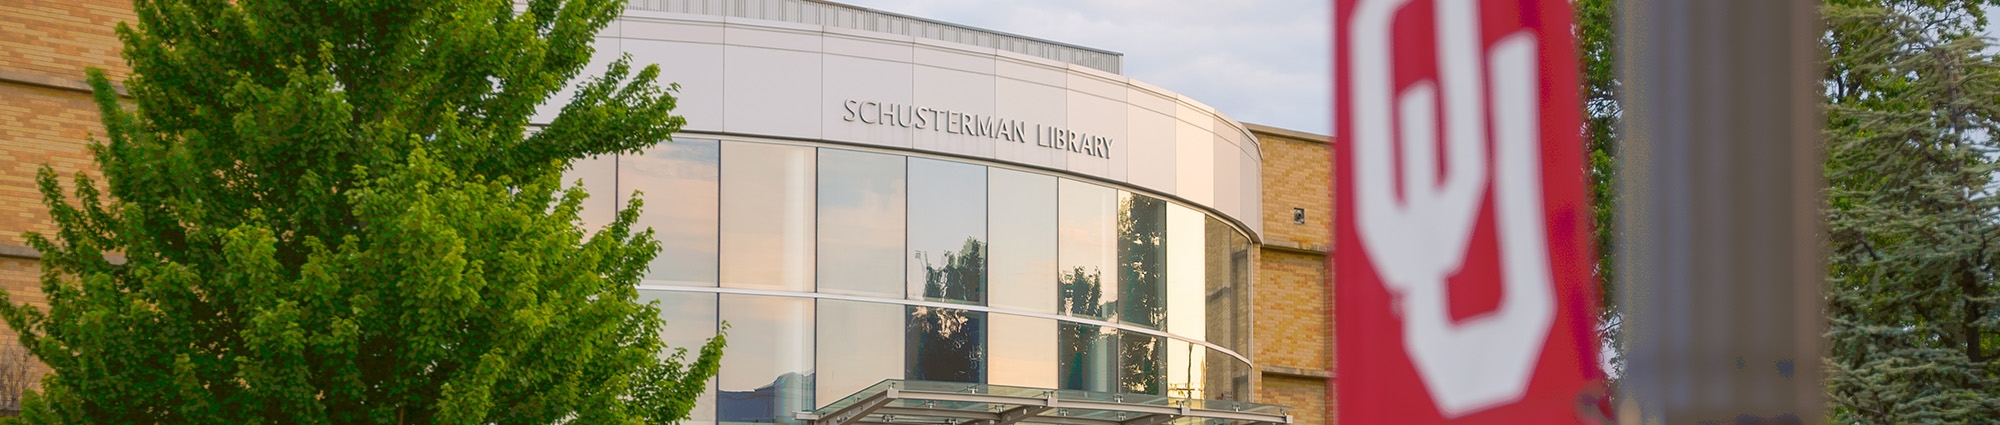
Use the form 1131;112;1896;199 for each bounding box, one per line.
1334;0;1605;423
840;99;1113;159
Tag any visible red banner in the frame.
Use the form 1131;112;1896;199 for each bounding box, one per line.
1333;0;1605;423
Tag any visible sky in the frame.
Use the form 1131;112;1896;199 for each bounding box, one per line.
832;0;1333;136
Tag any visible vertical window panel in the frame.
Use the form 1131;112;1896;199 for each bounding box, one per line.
720;142;815;292
905;306;986;383
1117;332;1165;395
817;300;904;407
987;314;1057;389
907;158;987;304
639;290;720;422
817;149;906;297
1117;192;1167;329
1206;351;1251;403
1165;205;1207;339
1058;322;1116;393
1204;217;1251;355
718;295;814;424
988;169;1058;313
1058;179;1117;321
562;154;619;232
626;139;721;286
1165;339;1205;401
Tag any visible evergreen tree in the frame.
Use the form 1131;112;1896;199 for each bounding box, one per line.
1822;1;2000;422
0;0;723;423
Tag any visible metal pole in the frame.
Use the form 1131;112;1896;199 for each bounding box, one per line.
1615;0;1824;423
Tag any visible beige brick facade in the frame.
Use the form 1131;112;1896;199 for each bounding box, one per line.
0;0;131;355
1;0;135;82
1248;124;1334;423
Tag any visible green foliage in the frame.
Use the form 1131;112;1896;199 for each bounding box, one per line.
1822;1;2000;423
0;0;724;423
1572;0;1623;380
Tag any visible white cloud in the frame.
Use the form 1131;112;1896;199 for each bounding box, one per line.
836;0;1332;135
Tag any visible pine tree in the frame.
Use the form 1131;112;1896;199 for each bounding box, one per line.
0;0;723;423
1823;1;2000;422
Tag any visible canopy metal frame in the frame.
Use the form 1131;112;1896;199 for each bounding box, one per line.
796;380;1293;425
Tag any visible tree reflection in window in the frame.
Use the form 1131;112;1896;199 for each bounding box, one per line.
1117;193;1168;394
1059;270;1115;392
907;238;987;383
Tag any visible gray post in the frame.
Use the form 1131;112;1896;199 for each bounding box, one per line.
1615;0;1824;423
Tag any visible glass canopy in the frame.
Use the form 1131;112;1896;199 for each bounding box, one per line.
798;380;1292;425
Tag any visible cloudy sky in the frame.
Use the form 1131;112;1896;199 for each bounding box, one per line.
833;0;1333;135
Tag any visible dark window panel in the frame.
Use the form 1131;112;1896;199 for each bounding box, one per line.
905;306;986;383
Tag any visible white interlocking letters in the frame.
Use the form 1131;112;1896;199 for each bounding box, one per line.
1348;0;1557;417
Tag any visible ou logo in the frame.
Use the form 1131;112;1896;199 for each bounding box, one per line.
1349;0;1556;418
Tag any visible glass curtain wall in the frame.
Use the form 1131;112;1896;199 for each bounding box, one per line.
627;140;1256;418
718;295;814;425
1058;180;1117;320
720;143;816;292
639;291;721;421
816;149;906;297
816;300;905;407
988;169;1057;313
625;139;721;287
905;158;990;383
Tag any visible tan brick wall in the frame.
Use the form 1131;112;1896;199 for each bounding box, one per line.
1254;250;1328;370
0;258;46;343
1262;374;1332;425
1;0;131;366
1255;128;1332;251
1248;125;1335;420
0;83;106;247
1;0;135;82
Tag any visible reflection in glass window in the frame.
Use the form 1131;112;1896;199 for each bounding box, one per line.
1117;192;1167;329
720;142;815;292
1058;180;1117;320
1206;349;1250;402
1165;340;1205;400
906;306;985;383
1165;205;1207;339
817;149;906;298
907;158;987;304
1204;217;1252;355
626;139;721;286
817;300;904;407
1058;322;1115;392
987;314;1057;389
1118;332;1165;395
988;169;1057;313
639;290;720;422
561;154;619;232
718;295;814;425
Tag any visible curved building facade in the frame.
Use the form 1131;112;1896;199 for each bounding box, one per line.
540;1;1273;423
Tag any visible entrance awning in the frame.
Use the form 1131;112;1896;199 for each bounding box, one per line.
796;380;1293;425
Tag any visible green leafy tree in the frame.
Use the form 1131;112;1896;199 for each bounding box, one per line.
1572;0;1623;380
1822;1;2000;422
0;0;723;423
